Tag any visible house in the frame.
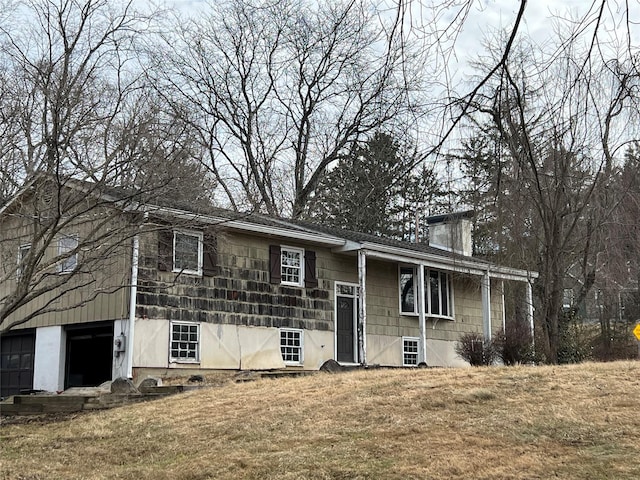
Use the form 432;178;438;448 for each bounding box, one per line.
0;179;537;396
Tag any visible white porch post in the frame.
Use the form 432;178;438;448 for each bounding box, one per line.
526;280;534;341
500;280;506;332
417;265;427;364
357;250;367;365
481;271;492;340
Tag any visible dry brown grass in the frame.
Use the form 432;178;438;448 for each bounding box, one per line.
2;361;640;479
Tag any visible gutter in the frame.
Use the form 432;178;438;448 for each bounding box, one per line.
145;205;346;248
351;242;538;281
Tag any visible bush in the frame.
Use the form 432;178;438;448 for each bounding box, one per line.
455;332;497;366
557;311;593;364
493;322;535;365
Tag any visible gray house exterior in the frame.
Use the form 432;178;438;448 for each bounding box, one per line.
1;183;537;395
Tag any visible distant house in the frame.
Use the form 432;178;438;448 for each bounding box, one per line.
0;180;537;396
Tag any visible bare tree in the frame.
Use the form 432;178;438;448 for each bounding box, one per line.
0;0;203;333
151;0;425;218
460;26;640;362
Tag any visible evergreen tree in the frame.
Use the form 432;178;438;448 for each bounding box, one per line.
305;132;442;240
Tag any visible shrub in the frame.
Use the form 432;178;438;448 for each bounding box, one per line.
455;332;497;366
557;311;594;364
493;322;535;365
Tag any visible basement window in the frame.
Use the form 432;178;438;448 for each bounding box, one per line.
403;337;419;366
280;328;303;365
170;322;200;363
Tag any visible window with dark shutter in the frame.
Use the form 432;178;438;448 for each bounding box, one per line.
304;250;318;288
269;245;281;284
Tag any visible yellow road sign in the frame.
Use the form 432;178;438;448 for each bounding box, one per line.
634;323;640;341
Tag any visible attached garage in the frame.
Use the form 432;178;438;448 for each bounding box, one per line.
65;323;114;388
0;330;36;398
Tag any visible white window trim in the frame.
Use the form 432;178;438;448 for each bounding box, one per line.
57;234;79;274
399;265;418;316
280;328;304;365
425;269;453;319
172;230;203;276
402;336;420;366
399;265;454;320
17;243;31;279
169;321;200;363
280;246;305;287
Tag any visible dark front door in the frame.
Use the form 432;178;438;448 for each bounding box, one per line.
337;295;355;363
0;330;35;398
65;324;113;388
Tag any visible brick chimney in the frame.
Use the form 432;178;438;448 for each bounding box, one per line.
426;210;474;256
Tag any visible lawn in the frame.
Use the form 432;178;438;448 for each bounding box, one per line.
1;361;639;479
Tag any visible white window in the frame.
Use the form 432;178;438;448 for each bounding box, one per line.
403;337;419;366
57;234;78;273
399;266;417;314
562;288;574;310
399;266;452;318
280;328;303;364
281;247;304;286
173;231;203;275
17;244;31;279
426;269;451;317
170;322;200;362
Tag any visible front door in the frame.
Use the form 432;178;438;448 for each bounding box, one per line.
336;283;358;363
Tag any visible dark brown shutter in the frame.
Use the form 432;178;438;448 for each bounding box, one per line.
269;245;281;284
304;250;318;288
158;230;173;271
203;232;217;277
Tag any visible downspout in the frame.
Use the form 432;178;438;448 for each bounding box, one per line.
357;250;367;365
126;232;140;379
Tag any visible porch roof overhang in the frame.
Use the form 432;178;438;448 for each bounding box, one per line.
334;241;538;282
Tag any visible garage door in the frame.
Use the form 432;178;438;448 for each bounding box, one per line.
1;330;36;398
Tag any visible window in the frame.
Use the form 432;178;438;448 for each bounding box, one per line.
562;288;574;310
58;234;78;273
403;337;419;366
269;245;317;288
170;322;200;362
17;244;31;279
400;266;417;314
173;231;203;275
427;269;450;317
399;266;452;318
280;247;304;286
280;328;303;364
